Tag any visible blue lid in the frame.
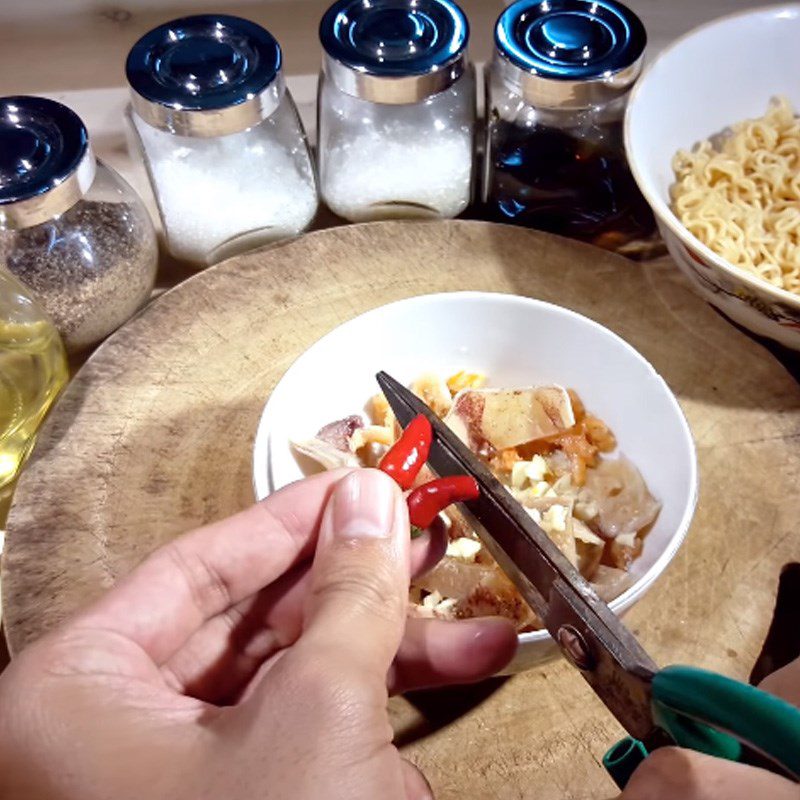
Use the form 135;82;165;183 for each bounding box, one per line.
126;15;282;111
495;0;645;80
320;0;469;76
0;96;88;207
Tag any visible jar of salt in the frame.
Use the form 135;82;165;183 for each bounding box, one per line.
0;96;158;352
317;0;475;221
126;15;318;268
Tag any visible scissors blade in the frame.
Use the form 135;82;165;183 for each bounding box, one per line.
378;371;662;741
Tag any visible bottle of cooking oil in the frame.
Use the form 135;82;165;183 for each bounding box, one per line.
0;269;68;489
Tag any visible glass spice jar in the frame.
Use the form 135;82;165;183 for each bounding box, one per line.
0;96;158;352
126;15;318;268
318;0;475;222
483;0;655;251
0;268;68;490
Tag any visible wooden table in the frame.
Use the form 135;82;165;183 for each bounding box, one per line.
0;0;765;100
4;220;799;799
0;2;798;789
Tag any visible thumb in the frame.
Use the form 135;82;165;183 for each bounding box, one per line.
302;469;410;680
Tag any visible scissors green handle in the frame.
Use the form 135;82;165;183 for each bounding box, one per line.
603;665;800;788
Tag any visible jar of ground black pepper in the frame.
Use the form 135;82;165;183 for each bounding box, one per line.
0;97;158;352
483;0;655;251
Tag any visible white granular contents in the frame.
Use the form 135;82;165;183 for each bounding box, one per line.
319;75;474;221
134;112;317;265
322;127;473;221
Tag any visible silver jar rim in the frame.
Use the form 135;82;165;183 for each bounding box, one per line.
129;77;285;138
0;147;97;230
492;53;644;110
322;52;467;104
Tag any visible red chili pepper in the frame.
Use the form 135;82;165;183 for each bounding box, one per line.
379;414;432;490
406;475;480;529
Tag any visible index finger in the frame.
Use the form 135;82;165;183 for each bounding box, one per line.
71;469;352;664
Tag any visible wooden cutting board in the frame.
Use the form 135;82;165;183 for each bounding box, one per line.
3;221;799;799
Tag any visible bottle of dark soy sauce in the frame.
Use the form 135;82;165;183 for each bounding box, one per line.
483;0;655;252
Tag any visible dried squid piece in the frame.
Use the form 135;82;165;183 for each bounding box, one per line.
316;415;364;451
291;415;364;470
573;518;604;578
349;425;395;452
411;372;453;417
590;565;635;603
579;456;661;538
459;579;540;630
349;423;396;467
414;559;496;600
413;560;538;630
607;534;643;570
369;392;392;426
444;386;575;451
291;437;361;470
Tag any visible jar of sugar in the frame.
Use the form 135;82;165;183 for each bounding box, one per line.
126;15;318;267
317;0;475;222
0;96;158;352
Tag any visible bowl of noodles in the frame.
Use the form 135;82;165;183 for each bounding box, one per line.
625;4;800;350
253;292;698;671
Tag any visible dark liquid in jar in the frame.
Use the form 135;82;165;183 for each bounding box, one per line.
484;118;655;249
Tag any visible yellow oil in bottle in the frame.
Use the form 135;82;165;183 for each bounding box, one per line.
0;317;68;489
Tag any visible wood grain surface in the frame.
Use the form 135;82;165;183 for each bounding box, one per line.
3;220;799;799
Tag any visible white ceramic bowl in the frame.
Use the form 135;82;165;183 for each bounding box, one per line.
253;292;698;672
625;4;800;350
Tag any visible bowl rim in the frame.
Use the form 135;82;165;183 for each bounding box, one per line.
252;290;700;646
624;1;800;310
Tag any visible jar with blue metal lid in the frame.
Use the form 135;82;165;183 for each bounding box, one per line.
318;0;475;221
126;15;318;267
0;96;158;352
484;0;655;250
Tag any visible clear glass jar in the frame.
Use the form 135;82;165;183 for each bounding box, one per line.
0;268;68;490
483;0;655;251
318;0;475;222
0;97;158;352
126;15;318;268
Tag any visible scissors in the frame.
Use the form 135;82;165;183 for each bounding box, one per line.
377;371;800;789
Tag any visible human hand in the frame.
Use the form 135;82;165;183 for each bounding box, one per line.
0;469;517;799
619;656;800;800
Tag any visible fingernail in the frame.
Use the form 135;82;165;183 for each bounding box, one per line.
332;470;397;539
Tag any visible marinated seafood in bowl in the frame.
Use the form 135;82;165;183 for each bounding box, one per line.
293;372;661;631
